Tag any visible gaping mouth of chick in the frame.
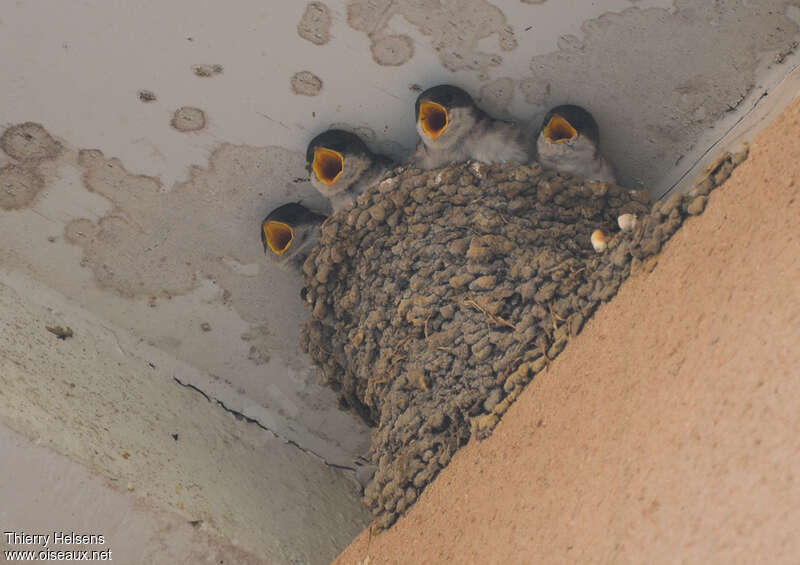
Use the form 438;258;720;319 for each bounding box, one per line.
419;100;448;139
544;115;578;143
313;147;344;185
264;221;294;255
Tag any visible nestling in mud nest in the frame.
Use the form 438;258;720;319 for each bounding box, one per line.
301;148;747;529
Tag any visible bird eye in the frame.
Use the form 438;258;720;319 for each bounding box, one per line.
419;100;449;139
544;115;578;143
264;221;294;255
313;147;344;185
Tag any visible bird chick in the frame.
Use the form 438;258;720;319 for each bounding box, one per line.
412;84;531;170
306;129;392;212
261;202;326;273
535;104;617;184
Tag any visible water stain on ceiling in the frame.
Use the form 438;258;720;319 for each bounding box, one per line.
1;122;62;162
191;64;224;78
345;0;516;77
0;123;61;210
53;140;321;357
0;165;45;210
291;71;324;96
298;1;333;45
171;107;207;132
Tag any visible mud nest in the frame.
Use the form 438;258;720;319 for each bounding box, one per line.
300;150;746;529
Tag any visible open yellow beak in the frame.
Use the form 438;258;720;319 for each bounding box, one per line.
312;147;344;185
544;115;578;143
263;221;294;255
419;100;448;139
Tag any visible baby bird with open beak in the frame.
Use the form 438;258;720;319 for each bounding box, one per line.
412;84;531;170
306;129;392;213
261;202;326;274
535;104;617;184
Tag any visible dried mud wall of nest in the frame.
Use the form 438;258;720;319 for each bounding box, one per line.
301;151;747;530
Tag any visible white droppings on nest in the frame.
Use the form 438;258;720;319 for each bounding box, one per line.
468;161;488;180
591;229;609;252
378;177;399;193
617;213;637;233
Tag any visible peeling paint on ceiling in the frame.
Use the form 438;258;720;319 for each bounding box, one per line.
346;0;516;76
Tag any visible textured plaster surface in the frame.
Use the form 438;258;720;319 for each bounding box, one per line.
333;95;800;565
0;270;370;564
0;425;266;564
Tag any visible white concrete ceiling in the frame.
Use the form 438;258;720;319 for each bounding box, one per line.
2;0;800;470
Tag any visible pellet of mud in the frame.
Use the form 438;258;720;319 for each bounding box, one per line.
693;176;715;196
687;195;707;215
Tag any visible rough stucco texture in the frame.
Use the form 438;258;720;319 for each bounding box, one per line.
0;425;266;565
0;272;369;564
333;97;800;564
